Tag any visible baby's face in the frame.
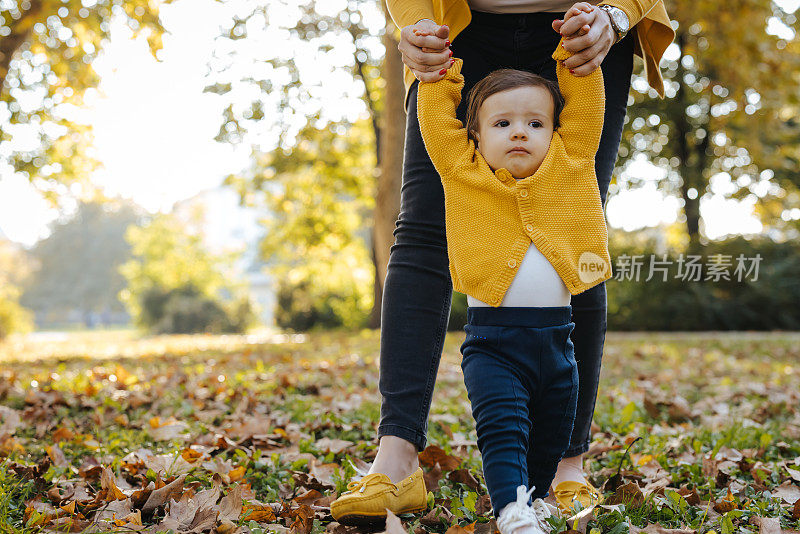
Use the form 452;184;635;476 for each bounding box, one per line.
474;86;555;179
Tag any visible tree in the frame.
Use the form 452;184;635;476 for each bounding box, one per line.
209;0;404;326
119;212;255;333
21;199;140;325
0;235;32;339
0;0;178;197
225;118;376;330
618;0;800;246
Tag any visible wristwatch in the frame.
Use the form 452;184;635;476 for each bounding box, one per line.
598;4;630;44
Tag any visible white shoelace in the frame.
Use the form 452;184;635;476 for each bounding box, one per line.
496;485;553;534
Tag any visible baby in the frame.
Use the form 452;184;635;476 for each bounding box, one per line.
416;29;612;534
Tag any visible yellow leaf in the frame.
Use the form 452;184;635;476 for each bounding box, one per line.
228;465;246;481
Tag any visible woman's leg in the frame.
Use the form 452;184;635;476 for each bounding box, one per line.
563;28;634;458
372;79;453;481
372;18;507;482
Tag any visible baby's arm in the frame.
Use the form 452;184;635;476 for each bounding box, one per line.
551;34;606;159
416;57;475;175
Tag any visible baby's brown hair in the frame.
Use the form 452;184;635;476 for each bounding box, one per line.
465;69;564;144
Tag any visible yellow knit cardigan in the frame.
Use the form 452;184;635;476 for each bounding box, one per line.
386;0;675;108
416;45;612;306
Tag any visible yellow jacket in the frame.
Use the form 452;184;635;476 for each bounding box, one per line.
417;47;612;306
386;0;675;107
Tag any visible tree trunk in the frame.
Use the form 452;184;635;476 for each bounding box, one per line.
674;30;702;249
369;6;405;328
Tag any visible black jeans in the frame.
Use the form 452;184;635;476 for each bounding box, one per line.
462;306;578;515
378;10;634;456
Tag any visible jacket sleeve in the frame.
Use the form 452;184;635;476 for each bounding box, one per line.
417;58;475;175
597;0;659;29
385;0;436;30
550;37;605;160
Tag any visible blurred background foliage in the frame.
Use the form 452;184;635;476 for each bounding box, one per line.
0;0;798;337
118;212;256;334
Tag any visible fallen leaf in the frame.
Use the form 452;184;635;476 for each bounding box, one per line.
315;437;353;454
218;484;243;521
98;467;128;502
0;406;22;436
445;523;476;534
141;474;187;513
750;516;781;534
424;462;444;492
418;445;461;471
605;482;644;508
448;469;481;491
772;481;800;504
382;509;406;534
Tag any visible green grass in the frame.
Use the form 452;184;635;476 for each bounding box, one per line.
0;330;798;533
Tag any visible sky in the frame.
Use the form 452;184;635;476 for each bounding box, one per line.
0;0;795;247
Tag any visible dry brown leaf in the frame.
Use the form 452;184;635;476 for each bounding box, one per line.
0;406;22;436
420;505;455;527
448;469;481;491
382;509;407;534
315;437;353;454
424;462;444;492
141;473;187;513
98;467;128;502
773;481;800;504
445;523;476;534
750;516;781;534
187;506;219;533
288;504;315;534
146;419;190;442
46;444;69;468
309;461;340;488
218;484;243;521
605;482;644;508
418;445;461;471
52;427;75;443
241;502;278;522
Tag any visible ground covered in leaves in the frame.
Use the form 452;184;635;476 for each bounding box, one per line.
1;330;799;534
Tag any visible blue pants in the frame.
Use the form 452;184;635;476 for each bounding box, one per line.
378;9;631;455
461;306;579;517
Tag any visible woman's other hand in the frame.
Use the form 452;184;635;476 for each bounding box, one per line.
551;2;617;76
399;19;453;82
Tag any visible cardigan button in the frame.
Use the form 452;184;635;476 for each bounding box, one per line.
519;189;528;198
507;259;517;268
526;224;534;233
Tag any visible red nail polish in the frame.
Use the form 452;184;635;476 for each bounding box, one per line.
570;69;575;74
445;40;450;47
449;50;453;57
439;68;447;75
450;58;455;65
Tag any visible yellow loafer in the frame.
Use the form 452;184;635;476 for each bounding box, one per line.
553;480;603;515
330;467;428;526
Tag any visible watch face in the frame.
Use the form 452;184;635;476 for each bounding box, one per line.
611;8;629;32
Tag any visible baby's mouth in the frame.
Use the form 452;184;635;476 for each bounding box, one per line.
508;147;530;154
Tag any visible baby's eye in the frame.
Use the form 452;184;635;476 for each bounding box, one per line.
494;120;509;127
529;120;542;128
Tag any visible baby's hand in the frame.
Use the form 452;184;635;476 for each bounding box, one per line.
554;2;593;39
414;28;446;54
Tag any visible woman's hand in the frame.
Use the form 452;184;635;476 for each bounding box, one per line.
398;19;453;82
551;2;618;76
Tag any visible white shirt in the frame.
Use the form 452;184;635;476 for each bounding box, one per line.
467;242;571;307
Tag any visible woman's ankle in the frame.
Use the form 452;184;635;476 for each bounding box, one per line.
551;454;586;488
368;435;419;483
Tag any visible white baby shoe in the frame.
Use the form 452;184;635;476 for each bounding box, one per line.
496;485;555;534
